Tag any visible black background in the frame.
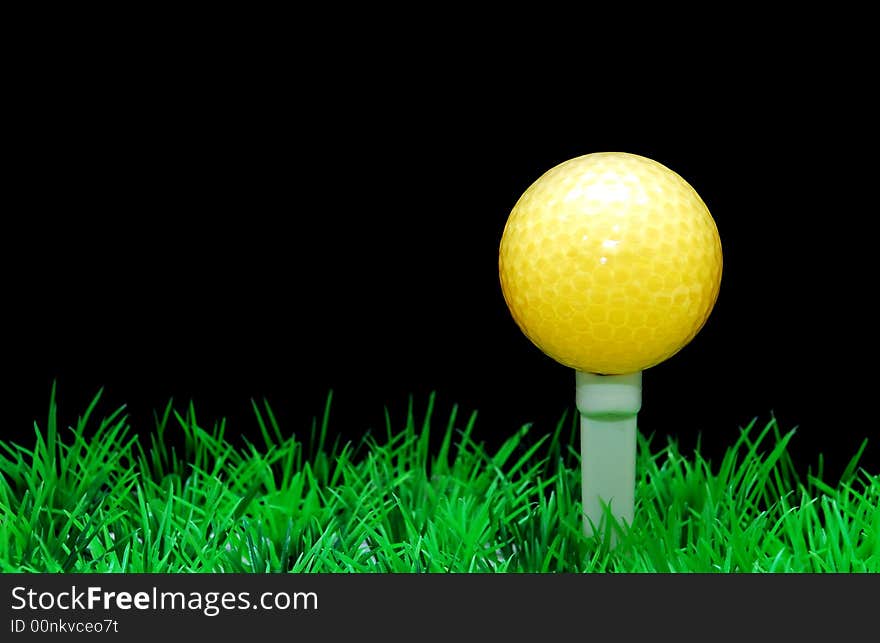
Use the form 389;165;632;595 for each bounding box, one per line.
4;44;875;479
2;574;875;639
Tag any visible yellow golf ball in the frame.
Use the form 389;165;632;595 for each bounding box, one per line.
499;152;722;375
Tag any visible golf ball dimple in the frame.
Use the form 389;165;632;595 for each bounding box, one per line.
499;152;722;375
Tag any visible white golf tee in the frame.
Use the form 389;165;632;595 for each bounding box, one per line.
576;370;641;540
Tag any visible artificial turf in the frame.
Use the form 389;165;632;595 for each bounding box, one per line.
1;389;877;573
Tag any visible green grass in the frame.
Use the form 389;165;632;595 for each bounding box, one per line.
1;388;878;572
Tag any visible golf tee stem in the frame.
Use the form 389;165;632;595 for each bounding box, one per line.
576;370;641;540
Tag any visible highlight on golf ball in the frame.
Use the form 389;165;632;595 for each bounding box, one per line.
499;152;722;375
